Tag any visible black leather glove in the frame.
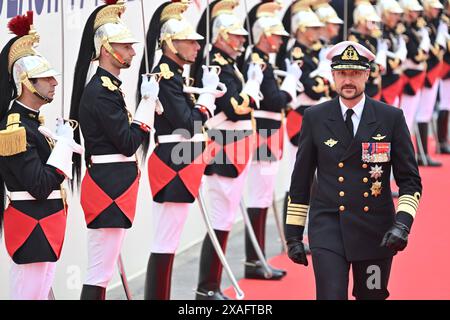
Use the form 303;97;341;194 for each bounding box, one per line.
286;237;308;266
380;221;410;251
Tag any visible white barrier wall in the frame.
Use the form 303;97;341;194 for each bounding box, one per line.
0;0;292;299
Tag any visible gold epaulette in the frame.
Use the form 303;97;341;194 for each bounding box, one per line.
159;63;174;80
231;93;251;115
348;34;359;43
286;196;308;226
292;46;304;60
397;192;421;219
312;41;322;52
388;57;401;70
417;17;427;28
396;23;406;35
251;52;265;65
213;53;229;66
0;113;27;156
312;77;327;93
101;76;118;91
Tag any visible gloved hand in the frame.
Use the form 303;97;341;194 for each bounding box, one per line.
281;59;302;101
247;63;264;85
436;21;449;48
201;65;220;91
396;36;408;62
419;27;431;52
375;39;388;71
134;75;160;129
285;58;302;80
243;63;264;109
380;221;410;251
140;74;159;100
55;118;73;140
286;236;308;266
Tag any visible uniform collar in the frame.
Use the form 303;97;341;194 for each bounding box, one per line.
159;55;184;76
339;94;366;120
13;100;41;123
96;67;122;88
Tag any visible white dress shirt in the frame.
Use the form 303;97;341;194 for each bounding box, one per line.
339;94;366;137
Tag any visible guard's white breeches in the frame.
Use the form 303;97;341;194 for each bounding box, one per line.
400;91;421;133
416;81;440;123
205;163;251;232
439;79;450;111
150;202;191;254
246;160;280;208
84;228;126;288
10;261;56;300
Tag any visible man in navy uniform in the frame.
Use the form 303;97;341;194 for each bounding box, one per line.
285;40;422;300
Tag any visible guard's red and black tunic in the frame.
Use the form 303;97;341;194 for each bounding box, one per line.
243;47;291;162
197;47;255;178
286;41;329;146
402;20;428;96
380;25;405;105
148;56;211;203
0;102;66;264
78;67;148;229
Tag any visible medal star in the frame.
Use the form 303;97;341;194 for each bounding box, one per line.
369;165;383;179
370;181;382;197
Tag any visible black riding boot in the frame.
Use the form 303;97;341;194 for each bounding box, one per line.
245;208;286;280
195;230;231;300
143;253;175;300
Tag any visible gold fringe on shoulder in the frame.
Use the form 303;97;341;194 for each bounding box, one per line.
0;114;27;156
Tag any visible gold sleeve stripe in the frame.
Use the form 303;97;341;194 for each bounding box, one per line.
287;207;308;212
288;203;309;209
286;214;306;226
396;194;420;219
287;211;307;217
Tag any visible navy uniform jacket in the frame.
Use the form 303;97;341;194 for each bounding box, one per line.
197;47;254;178
286;97;422;261
349;30;382;98
79;67;148;228
243;47;291;161
0;102;65;263
151;56;209;203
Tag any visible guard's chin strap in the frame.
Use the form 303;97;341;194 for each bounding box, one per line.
21;77;53;103
267;35;278;51
103;41;131;68
164;38;196;64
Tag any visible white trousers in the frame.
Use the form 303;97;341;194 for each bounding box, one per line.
205;163;251;232
150;202;191;254
439;79;450;111
246;161;280;208
10;261;56;300
416;81;440;123
400;91;422;134
84;228;126;288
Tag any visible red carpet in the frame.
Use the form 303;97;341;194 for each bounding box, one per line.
225;138;450;300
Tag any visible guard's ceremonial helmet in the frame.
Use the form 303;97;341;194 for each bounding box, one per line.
313;0;344;25
249;0;289;45
326;40;376;70
291;0;325;34
0;11;58;105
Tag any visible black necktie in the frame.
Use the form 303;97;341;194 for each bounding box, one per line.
345;109;354;137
